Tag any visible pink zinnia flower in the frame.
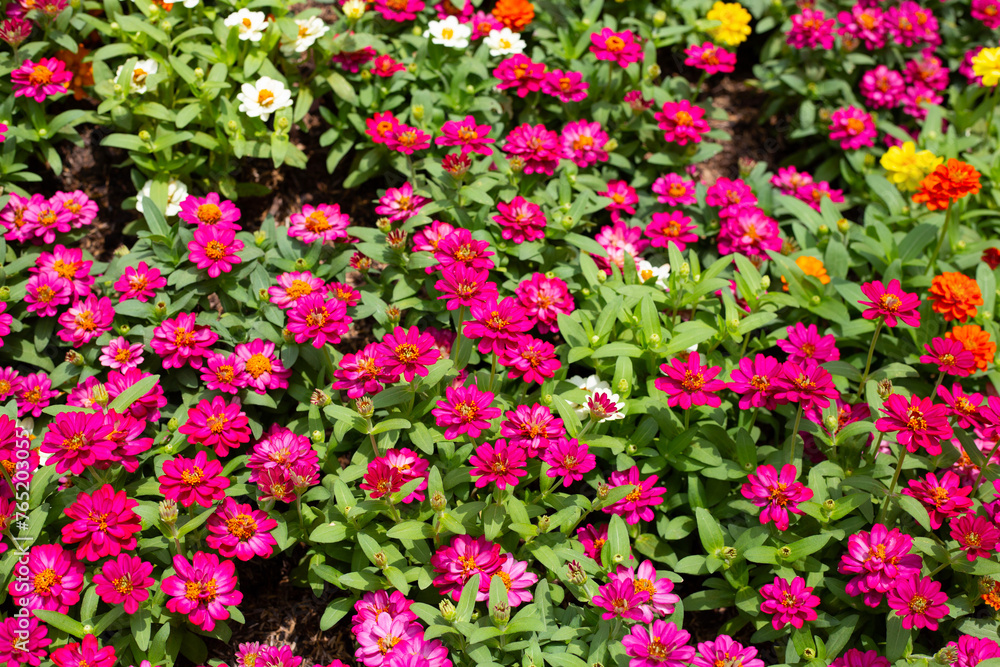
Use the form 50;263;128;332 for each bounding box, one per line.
200;351;249;394
377;325;441;382
594;219;649;274
515;272;574;334
99;336;145;371
610;560;680;617
50;635;116;667
0;616;51;667
646;211;698;251
727;354;782;410
771;165;813;195
901;83;942;120
654;100;710;146
162;551;243;631
838;524;922;607
541;438;595;483
470;10;502;39
178;192;241;230
654;352;725;409
938;383;985;429
876;393;953;456
861;65;905;109
25;272;72;317
949;636;1000;667
920;337;976;377
592;577;652;622
706;177;757;218
355;614;420;666
57;295;115;347
652;173;698;206
500;403;564;455
493;195;547;244
188;225;243;278
235;338;291;393
432;382;501;440
435;227;496;271
373;0;424;21
105;368;167;421
288;203;350;244
577;524;609;560
287;293;352;347
430;534;502;601
717;208;782;259
385;124;431;155
151;312;218;369
25;196;72;244
11;57;72;101
40;410;113;475
887;576;948;630
371;54;406;77
0;368;23;401
829;105;876;150
561;119;609;168
622;621;694;667
114;261;166;302
541;68;588;102
950;514;1000;561
268;271;325;309
830;649;890;667
887;3;939;49
359;458;405;499
159;449;230;508
486;554;538;606
179;395;252;456
760;576;820;630
469;439;527;489
692;636;763;667
8;544;85;613
92;553;155;614
435;115;494;155
382;447;429;503
859;279;920;327
597;180;638;222
974;0;1000;29
375;182;430;221
901;471;974;529
494;54;545;98
17;372;58;418
366;110;401;145
1;193;39;243
604;465;666;525
332;342;394;399
206;496;279;561
327;281;361;306
499;335;560;384
502;123;564;176
464;296;532;354
31;243;94;297
51;190;98;229
773;361;839;410
778;323;840;365
589;28;642;68
741;464;813;531
684;42;736;75
434;264;498;311
837;5;887;49
62;483;141;561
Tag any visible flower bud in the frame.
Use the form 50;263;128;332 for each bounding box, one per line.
38;128;48;138
802;648;816;660
311;389;332;407
373;551;388;569
537;515;550;532
508;156;525;173
294;257;309;270
648;332;661;346
721;546;738;560
541;393;553;405
386;229;407;250
355;396;375;418
227;120;239;134
737;157;756;178
385;305;401;324
589;335;600;346
113;83;123;94
957;240;967;251
581;288;591;297
167;417;179;432
258;288;269;301
407;63;417;73
617;378;629;393
604;138;619;153
726;318;740;333
810;295;821;305
276;117;290;131
412;104;424;121
823;414;839;434
160;20;171;32
311;430;325;444
491;601;510;627
934;647;958;666
430;491;447;512
0;287;9;302
822;498;836;512
351;251;373;273
597;482;610;500
194;67;204;80
567;560;587;585
647;64;661;79
138;130;151;142
679;262;690;278
360;70;371;81
877;378;893;399
837;218;850;233
282;328;295;343
91;384;109;407
113;244;130;257
376;217;393;232
653;10;667;26
159;499;178;525
439;598;456;621
625;443;637;455
110;21;119;31
561;215;574;230
817;224;829;236
760;275;770;290
778;546;792;559
596;271;607;284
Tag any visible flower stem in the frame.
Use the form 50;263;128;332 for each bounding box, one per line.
875;448;907;525
452;306;466;366
973;439;1000;494
927;559;951;578
932;371;946;394
683;410;691;431
321;346;337;386
745;407;760;432
365;418;381;458
855;318;884;401
577;418;595;439
488;351;498;393
926;205;952;275
785;403;804;465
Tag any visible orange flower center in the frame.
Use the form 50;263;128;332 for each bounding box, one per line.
227;514;257;541
29;64;53;86
197;203;222;224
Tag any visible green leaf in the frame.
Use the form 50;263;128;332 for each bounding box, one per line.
33;610;86;638
455;573;481;623
886;615;911;661
386;521;434;540
694;506;725;555
897;493;932;531
600;514;629;568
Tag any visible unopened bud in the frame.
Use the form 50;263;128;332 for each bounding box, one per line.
386;229;407;250
491;601;510;627
837;218;850;233
412;104;424;121
311;430;325;444
561;215;574;230
276;117;290;131
567;560;587;584
541;393;553;405
589;335;600;346
167;417;179;432
159;499;178;525
373;551;388;569
311;389;332;407
934;647;958;665
113;83;123;94
823;414;838;434
227;120;239;134
810;295;821;305
508;156;525;173
877;378;893;399
282;328;295;343
957;240;967;251
537;515;550;532
360;70;371;81
355;396;374;418
113;244;130;257
625;443;637;455
597;482;610;500
194;67;204;80
647;64;660;79
823;498;836;512
721;546;738;560
375;217;392;232
294;257;309;270
760;275;770;290
258;288;269;301
430;491;446;512
385;305;401;324
138;130;151;142
648;332;661;346
737;157;756;178
653;10;666;26
153;301;167;317
64;350;84;367
778;546;792;559
817;224;830;236
439;598;456;621
603;138;619;153
802;648;816;660
351;251;373;273
90;384;109;408
0;287;9;302
110;21;119;30
679;262;690;278
726;318;740;333
596;271;607;284
254;230;267;247
616;378;628;393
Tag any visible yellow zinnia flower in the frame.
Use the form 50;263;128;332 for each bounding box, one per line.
880;142;943;192
706;1;752;47
973;47;1000;87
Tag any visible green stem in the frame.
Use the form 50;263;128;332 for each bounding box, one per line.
577;418;595;439
932;371;946;395
973;439;1000;494
451;306;466;365
738;331;751;358
365;418;381;458
295;496;306;533
785;404;804;465
927;559;951;578
488;351;498;394
745;407;760;432
321;346;337;386
533;476;563;505
683;410;691;431
876;448;907;525
926;205;952;275
855;318;884;401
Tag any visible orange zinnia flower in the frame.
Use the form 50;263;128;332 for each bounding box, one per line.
946;324;996;371
912;158;982;211
981;578;1000;611
929;272;983;323
781;256;831;291
52;45;93;101
492;0;534;31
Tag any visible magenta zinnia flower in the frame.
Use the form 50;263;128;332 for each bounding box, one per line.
151;312;219;369
684;42;736;75
25;196;73;244
950;514;999;561
486;554;538;607
105;368;167;421
501;122;564;175
830;649;890;667
622;620;694;667
188;225;244;278
113;261;166;302
515;272;573;334
949;636;1000;667
494;54;545;98
741;464;813;531
11;57;72;102
99;336;145;371
887;576;948;630
692;636;763;667
499;335;560;385
25;272;72;317
609;559;680;616
31;243;94;297
829;105;876;150
577;524;609;559
179;395;252;456
938;383;985;429
430;534;502;601
652;173;697;206
760;576;820;630
597;180;638;222
287;203;350;244
92;553;155;614
50;635;116;667
235;338;291;393
376;326;440;382
603;465;666;525
434;264;497;311
200;351;249;394
592;578;652;622
286;293;352;347
777;323;840;365
359;458;405;499
16;372;58;418
40;410;114;476
7;544;85;613
773;361;839;410
540;68;588;102
268;271;325;309
206;496;279;561
469;439;527;489
859;279;921;326
162;551;243;631
332;342;395;399
541;438;595;483
57;295;115;347
728;354;782;410
0;615;51;667
654;100;710;146
435;227;496;271
375;182;430;221
432;382;501;440
385;124;432;155
875;393;953;456
654;352;725;409
561;119;609;168
500;403;564;455
646;210;698;251
61;483;141;561
435;115;494;155
493;195;547;244
178;192;241;230
589;28;643;68
920;337;976;377
901;471;974;529
464;296;532;354
838;524;922;607
159;449;230;508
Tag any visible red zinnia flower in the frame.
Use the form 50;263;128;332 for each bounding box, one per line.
376;325;441;383
950;514;1000;561
654;352;726;409
61;484;142;561
360;458;406;499
92;553;155;614
159;449;230;508
179;395;252;456
875;393;953;456
469;439;528;489
206;496;279;561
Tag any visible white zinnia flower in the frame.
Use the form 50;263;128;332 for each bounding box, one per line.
236;76;293;121
342;0;366;19
115;58;158;94
284;16;328;54
587;389;626;422
136;178;188;217
423;16;471;49
484;28;525;56
637;260;671;291
224;8;268;42
567;375;612;418
181;0;199;7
